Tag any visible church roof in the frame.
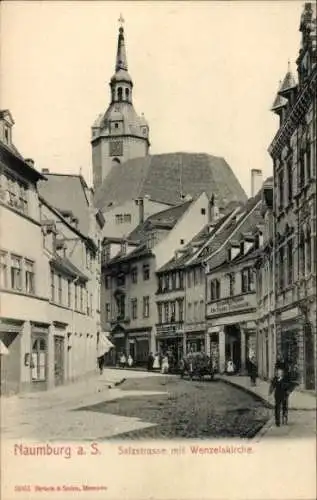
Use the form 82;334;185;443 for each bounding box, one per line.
278;63;297;96
94;152;247;211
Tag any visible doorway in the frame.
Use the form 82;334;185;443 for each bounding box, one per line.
54;336;65;386
225;325;241;372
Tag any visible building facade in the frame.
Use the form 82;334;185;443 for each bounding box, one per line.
268;2;316;389
0;111;103;395
101;194;210;364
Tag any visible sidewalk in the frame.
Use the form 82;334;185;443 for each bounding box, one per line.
218;375;316;440
218;374;316;410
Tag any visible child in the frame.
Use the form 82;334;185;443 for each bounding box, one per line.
269;367;290;426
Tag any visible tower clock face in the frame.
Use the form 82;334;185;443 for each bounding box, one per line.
110;140;123;157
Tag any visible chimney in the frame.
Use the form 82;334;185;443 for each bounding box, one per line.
137;198;144;223
208;194;220;223
41;168;50;174
251;169;263;197
25;158;35;168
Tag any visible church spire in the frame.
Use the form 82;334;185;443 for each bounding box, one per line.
115;15;128;71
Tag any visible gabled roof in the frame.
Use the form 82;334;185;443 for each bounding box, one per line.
128;200;193;242
94;152;247;211
0;141;46;183
38;173;91;235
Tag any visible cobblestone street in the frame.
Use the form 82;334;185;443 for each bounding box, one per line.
2;370;271;442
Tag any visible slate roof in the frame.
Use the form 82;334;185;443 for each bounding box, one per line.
94;152;247;211
128;200;192;242
50;255;88;282
38;173;91;235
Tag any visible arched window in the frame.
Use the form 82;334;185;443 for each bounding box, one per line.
117;87;123;101
125;88;130;101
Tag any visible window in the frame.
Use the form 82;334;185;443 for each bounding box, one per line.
118;87;123;101
90;293;94;315
306;227;311;273
131;298;138;319
74;283;78;310
114;123;119;129
278;248;284;290
287;240;293;285
299;231;305;275
306;144;311;180
163;274;169;291
157;303;163;323
241;269;253;293
67;280;71;307
179;271;184;289
229;273;235;296
115;214;124;224
5;174;28;214
143;264;150;281
57;274;62;304
25;260;35;295
31;338;46;382
278;169;284;208
201;208;206;215
158;275;163;292
117;294;125;319
11;255;22;291
210;280;220;300
178;300;184;322
125;88;130;100
171;272;176;290
131;267;138;284
164;302;169;323
180;239;185;245
124;214;131;223
0;251;8;288
143;296;150;318
50;270;55;301
117;274;125;287
287;161;293;203
105;303;111;321
170;301;176;322
105;275;111;289
86;289;90;315
187;271;192;288
299;151;305;189
80;285;84;312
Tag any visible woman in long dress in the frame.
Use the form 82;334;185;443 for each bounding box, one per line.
153;353;160;370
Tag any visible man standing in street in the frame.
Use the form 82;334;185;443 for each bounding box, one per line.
269;367;290;426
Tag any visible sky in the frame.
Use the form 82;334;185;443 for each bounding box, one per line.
1;1;304;195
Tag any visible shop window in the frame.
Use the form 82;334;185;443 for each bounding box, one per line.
31;338;47;382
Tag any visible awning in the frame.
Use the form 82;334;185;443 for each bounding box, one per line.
97;333;114;357
0;339;9;355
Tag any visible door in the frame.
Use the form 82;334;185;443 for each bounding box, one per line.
54;336;65;386
304;323;315;390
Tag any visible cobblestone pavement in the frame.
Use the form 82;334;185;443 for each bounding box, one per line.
79;376;270;439
1;372;270;442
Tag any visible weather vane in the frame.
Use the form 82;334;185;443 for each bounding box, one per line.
118;13;125;28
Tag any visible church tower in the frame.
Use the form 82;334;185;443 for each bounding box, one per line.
91;18;150;191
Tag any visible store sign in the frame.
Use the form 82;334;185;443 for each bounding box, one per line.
207;294;255;317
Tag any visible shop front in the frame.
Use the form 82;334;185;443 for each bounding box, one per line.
0;319;23;395
185;331;205;354
127;329;151;366
156;323;184;368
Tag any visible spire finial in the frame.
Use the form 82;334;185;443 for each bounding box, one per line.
115;15;128;71
118;13;125;29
